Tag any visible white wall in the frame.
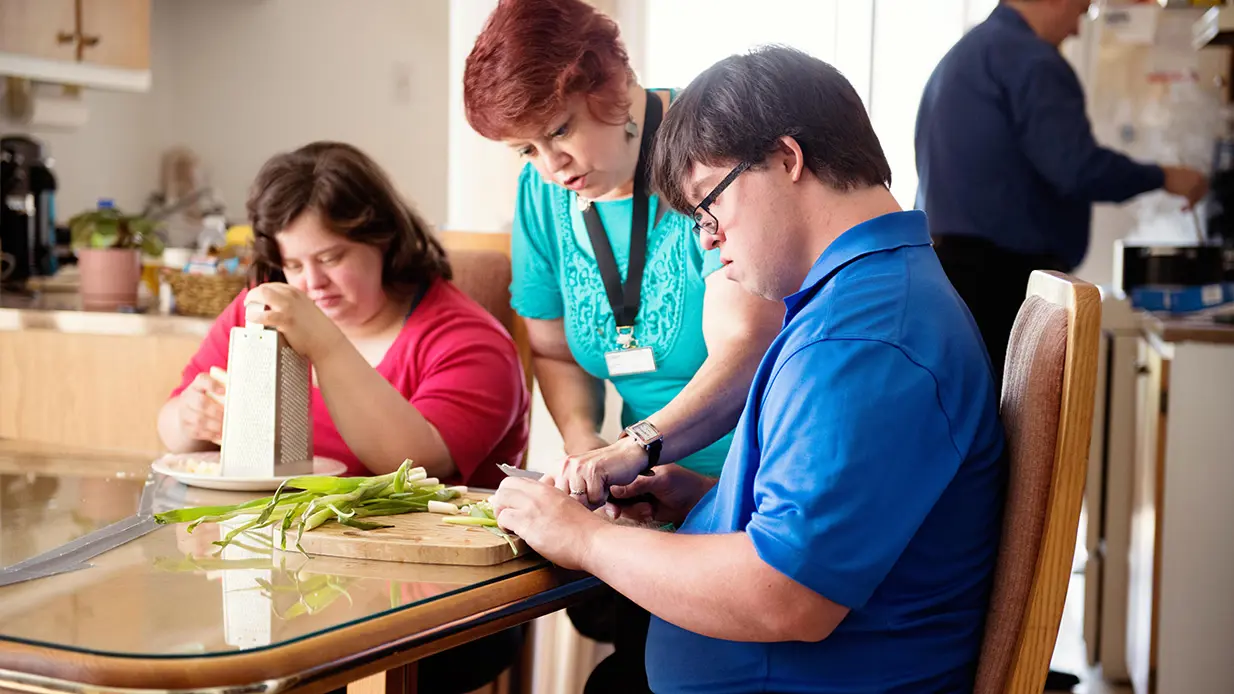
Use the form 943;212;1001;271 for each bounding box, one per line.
445;0;522;233
636;0;998;209
152;0;450;227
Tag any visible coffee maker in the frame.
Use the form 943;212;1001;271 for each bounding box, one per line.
1;136;58;289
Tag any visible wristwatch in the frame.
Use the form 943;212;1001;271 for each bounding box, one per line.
622;420;663;473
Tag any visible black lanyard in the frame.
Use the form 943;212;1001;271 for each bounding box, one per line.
581;89;663;335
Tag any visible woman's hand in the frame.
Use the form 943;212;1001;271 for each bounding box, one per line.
244;283;347;362
177;371;226;444
555;436;651;509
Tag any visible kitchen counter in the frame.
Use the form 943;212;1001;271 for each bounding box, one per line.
1143;311;1234;346
0;290;210;454
0;291;213;338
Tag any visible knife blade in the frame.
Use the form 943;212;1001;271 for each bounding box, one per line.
498;463;543;480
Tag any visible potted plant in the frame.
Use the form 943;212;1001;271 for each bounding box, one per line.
68;200;165;311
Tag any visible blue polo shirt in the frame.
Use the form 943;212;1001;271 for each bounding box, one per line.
645;211;1007;693
915;4;1164;270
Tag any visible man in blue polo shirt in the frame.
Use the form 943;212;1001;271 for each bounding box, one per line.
492;46;1006;692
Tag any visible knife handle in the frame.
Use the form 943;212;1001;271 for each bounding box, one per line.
608;492;657;507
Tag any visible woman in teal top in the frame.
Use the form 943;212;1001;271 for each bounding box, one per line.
464;3;782;691
510;159;734;476
464;0;781;502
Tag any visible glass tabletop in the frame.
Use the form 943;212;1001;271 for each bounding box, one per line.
0;446;550;659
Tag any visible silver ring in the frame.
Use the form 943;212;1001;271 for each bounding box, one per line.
570;489;586;497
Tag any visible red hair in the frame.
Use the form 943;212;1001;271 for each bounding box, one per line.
463;0;632;140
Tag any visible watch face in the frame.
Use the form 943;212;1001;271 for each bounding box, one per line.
628;421;661;443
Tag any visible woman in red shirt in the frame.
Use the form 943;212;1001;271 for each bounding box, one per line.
158;141;529;490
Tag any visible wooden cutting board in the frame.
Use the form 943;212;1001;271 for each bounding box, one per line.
295;495;527;566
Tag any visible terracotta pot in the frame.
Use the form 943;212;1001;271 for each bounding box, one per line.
77;248;141;311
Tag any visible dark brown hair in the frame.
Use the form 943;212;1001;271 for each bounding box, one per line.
651;46;891;214
463;0;632;140
247;141;451;296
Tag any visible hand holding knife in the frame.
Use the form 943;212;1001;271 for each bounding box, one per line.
498;464;656;508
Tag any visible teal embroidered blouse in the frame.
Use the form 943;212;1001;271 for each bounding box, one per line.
509;160;731;477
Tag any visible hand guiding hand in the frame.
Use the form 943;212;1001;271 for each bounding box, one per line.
554;436;650;510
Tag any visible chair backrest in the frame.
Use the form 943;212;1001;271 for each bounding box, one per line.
974;270;1101;694
435;230;534;406
431;229;533;402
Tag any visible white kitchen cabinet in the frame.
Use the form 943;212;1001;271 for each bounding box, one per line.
1125;317;1234;694
1083;296;1141;683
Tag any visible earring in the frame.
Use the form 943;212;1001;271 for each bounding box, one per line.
625;116;639;140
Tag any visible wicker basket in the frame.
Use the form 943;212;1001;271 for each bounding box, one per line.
165;270;249;317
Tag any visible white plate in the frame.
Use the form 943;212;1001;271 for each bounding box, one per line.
151;453;349;491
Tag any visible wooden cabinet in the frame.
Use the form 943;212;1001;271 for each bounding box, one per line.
0;0;77;63
0;329;202;455
0;0;151;91
79;0;151;70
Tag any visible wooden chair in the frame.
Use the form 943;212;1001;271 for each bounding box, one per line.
437;230;533;399
973;270;1101;694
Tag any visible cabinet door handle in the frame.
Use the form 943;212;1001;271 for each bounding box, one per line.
80;34;100;49
1135;362;1151;376
56;31;76;45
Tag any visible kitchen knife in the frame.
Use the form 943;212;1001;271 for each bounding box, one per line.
498;463;543;480
496;463;657;507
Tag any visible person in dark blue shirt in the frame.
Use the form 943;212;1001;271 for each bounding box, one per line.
493;46;1007;693
915;0;1207;386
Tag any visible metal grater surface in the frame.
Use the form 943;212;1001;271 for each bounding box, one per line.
219;325;314;478
276;341;312;469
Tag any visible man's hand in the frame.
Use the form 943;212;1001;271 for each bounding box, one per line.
555;435;649;509
1163;166;1209;209
606;464;717;527
491;476;608;571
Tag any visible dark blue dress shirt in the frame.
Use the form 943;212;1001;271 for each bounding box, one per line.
915;4;1165;270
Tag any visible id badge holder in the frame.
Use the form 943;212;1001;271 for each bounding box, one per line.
605;326;657;377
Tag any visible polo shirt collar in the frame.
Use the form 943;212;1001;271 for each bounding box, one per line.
784;210;932;319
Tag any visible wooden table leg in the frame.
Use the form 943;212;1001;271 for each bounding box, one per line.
346;664;417;694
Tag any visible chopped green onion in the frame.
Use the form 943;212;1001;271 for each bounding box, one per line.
428;500;460;515
154;460;517;557
441;516;499;527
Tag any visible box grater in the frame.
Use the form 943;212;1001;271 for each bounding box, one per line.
219;324;314;478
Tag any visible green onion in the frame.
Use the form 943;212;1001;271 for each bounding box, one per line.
441;499;518;556
153;459;467;554
441;516;499;527
427;500;460;515
155;459;520;558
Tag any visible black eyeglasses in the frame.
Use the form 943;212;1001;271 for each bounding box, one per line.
691;161;751;237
